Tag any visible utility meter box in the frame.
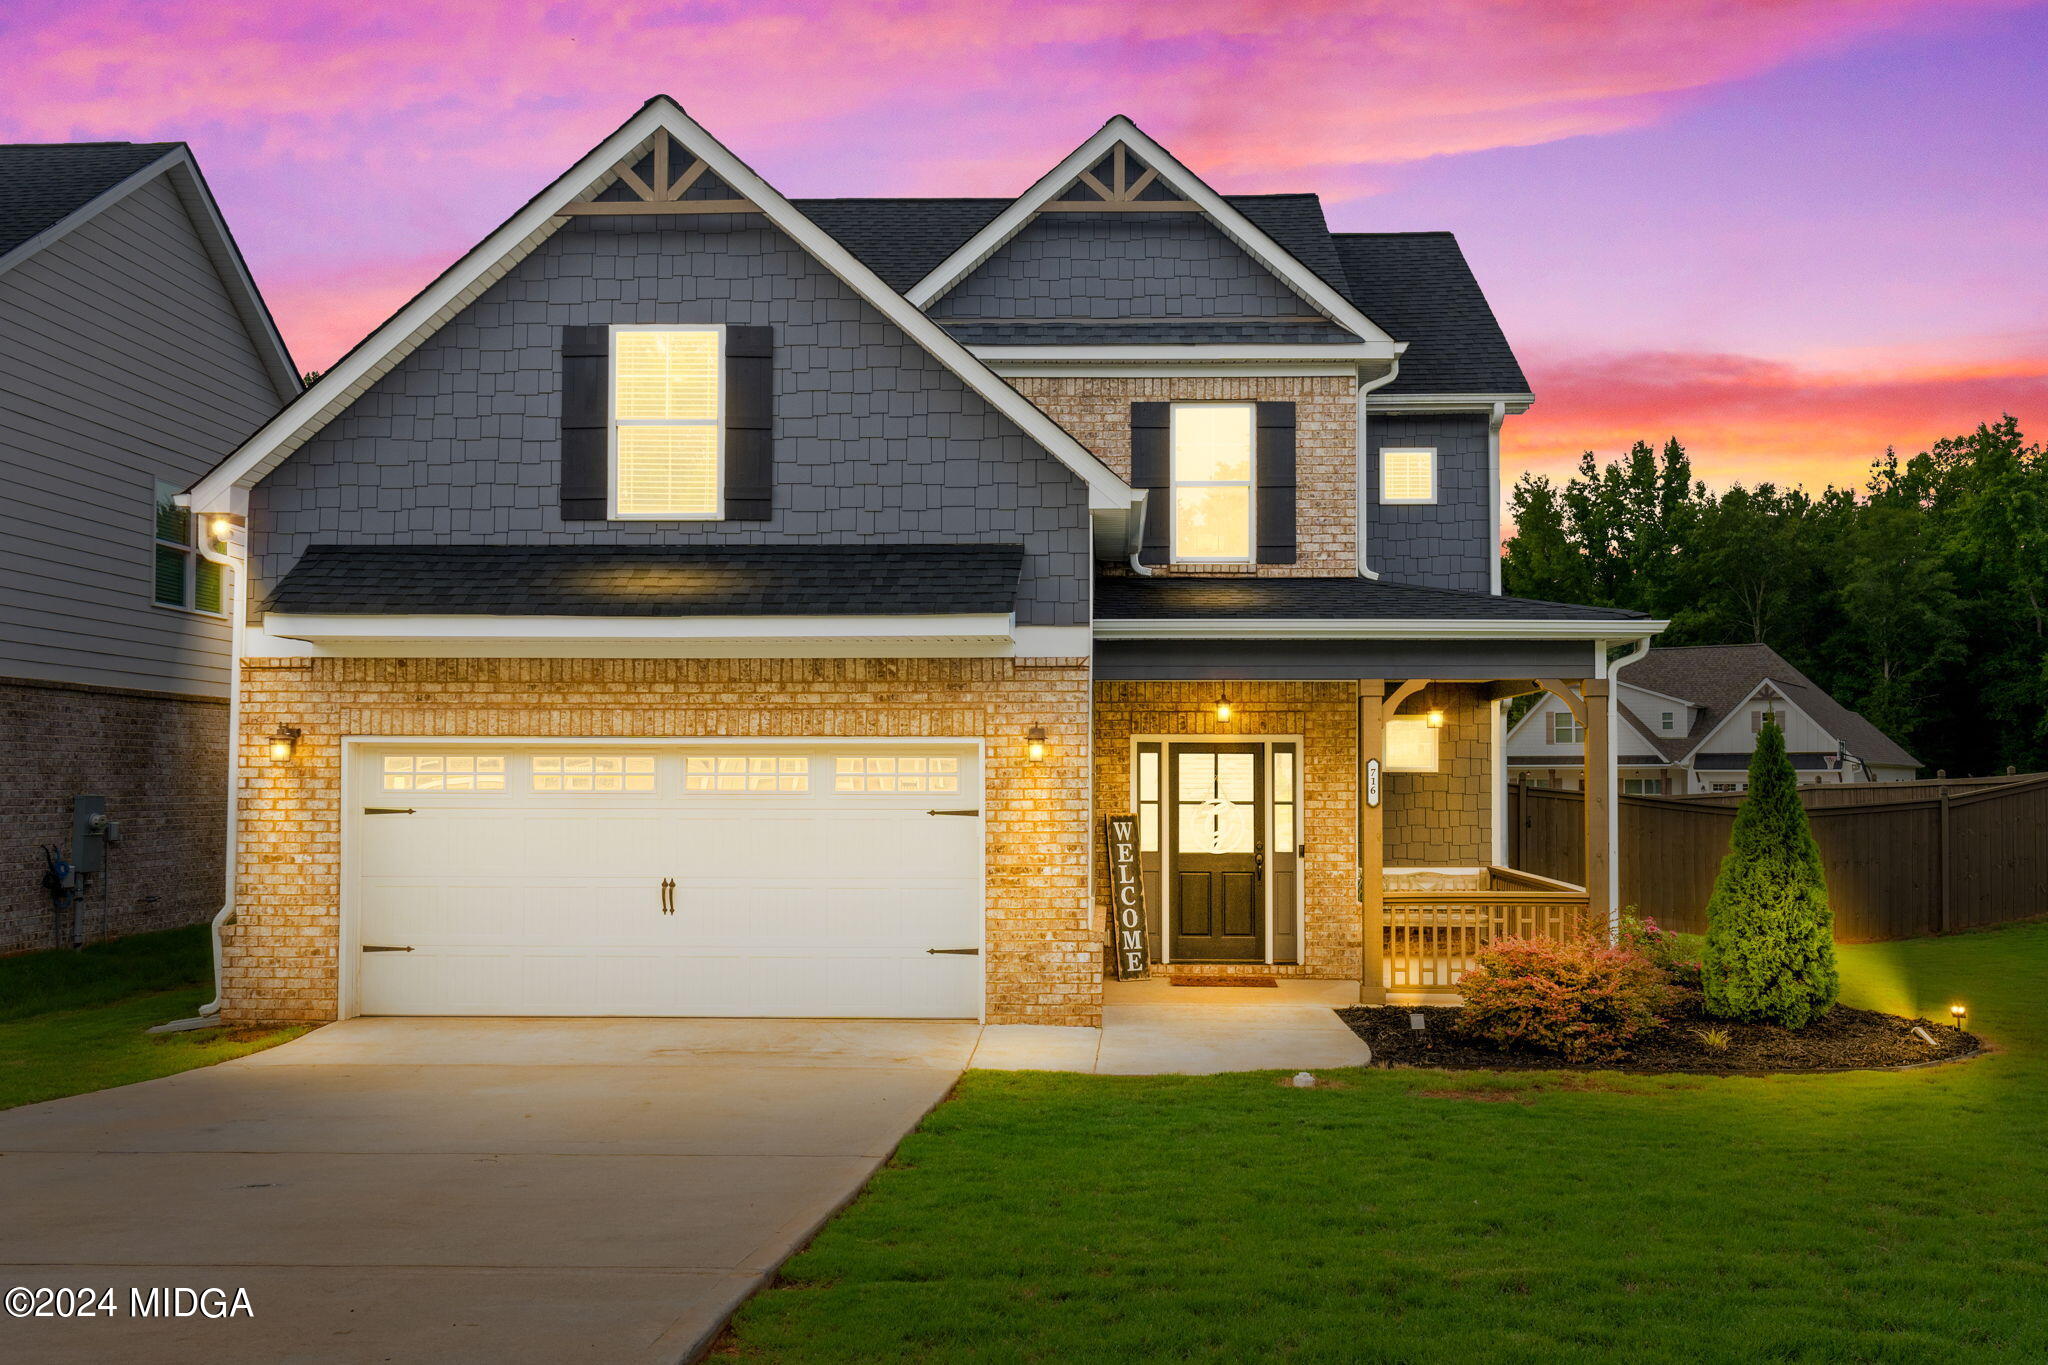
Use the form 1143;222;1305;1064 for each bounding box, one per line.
71;795;108;874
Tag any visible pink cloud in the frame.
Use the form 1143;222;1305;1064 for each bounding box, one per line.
1505;347;2048;490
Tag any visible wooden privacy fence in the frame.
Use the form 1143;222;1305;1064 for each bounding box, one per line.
1508;775;2048;940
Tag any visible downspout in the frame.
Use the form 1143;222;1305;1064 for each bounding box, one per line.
1597;636;1654;935
186;509;244;1018
1125;489;1154;577
1487;401;1507;595
1354;358;1401;579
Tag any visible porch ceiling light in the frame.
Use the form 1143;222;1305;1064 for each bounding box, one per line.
1426;709;1445;729
266;724;302;763
1025;725;1048;762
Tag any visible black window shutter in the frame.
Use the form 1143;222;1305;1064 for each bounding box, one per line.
1255;401;1298;565
1130;402;1170;566
723;325;774;521
559;326;610;521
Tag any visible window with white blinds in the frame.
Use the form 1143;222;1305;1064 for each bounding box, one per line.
611;327;722;517
1380;447;1437;504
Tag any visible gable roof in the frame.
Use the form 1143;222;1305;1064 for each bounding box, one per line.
0;141;300;401
1624;644;1919;769
902;117;1395;350
188;97;1133;513
1332;233;1529;396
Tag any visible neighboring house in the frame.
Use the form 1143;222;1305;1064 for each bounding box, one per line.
187;97;1660;1028
1506;643;1920;794
0;142;299;953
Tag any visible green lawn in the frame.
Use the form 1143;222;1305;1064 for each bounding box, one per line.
725;924;2048;1363
0;926;305;1110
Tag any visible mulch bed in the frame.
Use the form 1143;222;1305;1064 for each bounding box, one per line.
1337;994;1982;1075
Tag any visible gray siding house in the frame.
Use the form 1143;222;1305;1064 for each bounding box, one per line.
0;142;299;951
185;97;1661;1029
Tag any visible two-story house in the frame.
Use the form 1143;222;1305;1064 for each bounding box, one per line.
1;142;299;953
1507;642;1919;794
186;97;1661;1028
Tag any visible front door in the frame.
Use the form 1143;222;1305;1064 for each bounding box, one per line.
1168;743;1264;961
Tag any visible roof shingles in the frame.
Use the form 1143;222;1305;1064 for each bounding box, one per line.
0;142;179;260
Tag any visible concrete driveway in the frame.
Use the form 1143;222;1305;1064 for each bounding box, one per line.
0;1017;975;1364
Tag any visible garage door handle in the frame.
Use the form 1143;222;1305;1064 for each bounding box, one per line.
362;944;413;953
926;808;979;817
927;947;980;955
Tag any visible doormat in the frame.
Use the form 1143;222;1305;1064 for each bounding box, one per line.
1170;975;1277;987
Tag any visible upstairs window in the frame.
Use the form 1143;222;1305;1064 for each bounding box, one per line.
612;326;722;518
153;482;225;614
1169;404;1254;563
1660;710;1676;731
1549;711;1585;745
1751;706;1786;734
1380;447;1437;504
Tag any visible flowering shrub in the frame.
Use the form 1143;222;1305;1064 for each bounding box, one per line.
1619;911;1702;988
1456;936;1675;1062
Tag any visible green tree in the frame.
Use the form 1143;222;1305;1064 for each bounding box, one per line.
1701;722;1838;1027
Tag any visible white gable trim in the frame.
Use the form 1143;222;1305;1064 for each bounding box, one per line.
188;97;1132;513
1680;679;1830;763
0;147;301;403
904;116;1395;346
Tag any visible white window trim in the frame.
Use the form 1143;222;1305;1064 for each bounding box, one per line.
1379;446;1438;505
608;322;726;521
1168;401;1256;565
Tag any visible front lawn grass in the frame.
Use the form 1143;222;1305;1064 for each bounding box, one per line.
725;922;2048;1363
0;928;305;1110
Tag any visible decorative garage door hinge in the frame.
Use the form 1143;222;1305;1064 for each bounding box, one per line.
363;807;416;815
926;947;981;955
361;945;413;952
926;808;979;817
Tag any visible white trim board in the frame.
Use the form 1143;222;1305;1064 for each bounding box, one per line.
187;96;1134;513
972;343;1398;365
905;115;1396;349
1095;618;1669;642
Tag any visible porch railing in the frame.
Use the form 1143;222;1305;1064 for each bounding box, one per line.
1381;866;1590;993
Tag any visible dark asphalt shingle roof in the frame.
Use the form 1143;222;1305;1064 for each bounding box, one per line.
0;141;179;260
1094;574;1648;624
1331;233;1529;395
793;194;1525;395
265;545;1026;618
941;321;1360;345
1619;643;1919;769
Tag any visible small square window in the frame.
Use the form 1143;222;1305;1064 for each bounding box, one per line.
833;755;961;793
533;754;656;793
1380;448;1437;504
1549;712;1586;745
381;754;506;792
1660;711;1675;731
683;755;809;793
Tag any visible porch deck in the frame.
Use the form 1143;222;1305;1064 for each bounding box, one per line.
1382;865;1590;1003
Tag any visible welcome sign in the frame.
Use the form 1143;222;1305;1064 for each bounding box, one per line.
1103;814;1151;980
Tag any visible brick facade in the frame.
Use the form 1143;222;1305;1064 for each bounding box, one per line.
1;678;226;954
223;656;1097;1027
1013;375;1356;575
1092;680;1497;982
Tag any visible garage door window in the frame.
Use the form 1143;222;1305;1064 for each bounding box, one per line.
684;755;810;793
381;755;507;792
532;755;656;792
833;755;960;793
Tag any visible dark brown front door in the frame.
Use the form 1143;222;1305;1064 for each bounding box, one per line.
1168;743;1264;961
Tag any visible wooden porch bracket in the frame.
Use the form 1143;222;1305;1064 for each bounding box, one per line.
1535;678;1587;726
1357;680;1387;1005
1385;678;1432;714
1484;679;1544;703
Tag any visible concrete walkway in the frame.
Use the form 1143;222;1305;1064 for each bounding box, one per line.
971;979;1373;1074
0;1017;976;1364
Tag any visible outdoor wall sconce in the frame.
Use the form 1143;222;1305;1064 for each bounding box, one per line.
266;724;302;762
1025;725;1048;762
1426;709;1446;728
1951;1003;1968;1030
1214;695;1233;722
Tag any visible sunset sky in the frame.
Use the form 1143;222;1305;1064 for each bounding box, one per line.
6;0;2043;493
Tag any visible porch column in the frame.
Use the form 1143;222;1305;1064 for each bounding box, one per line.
1582;675;1614;941
1357;680;1386;1004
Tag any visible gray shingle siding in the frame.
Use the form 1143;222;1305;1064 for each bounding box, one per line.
1366;413;1494;593
927;212;1319;321
250;215;1093;627
0;171;286;696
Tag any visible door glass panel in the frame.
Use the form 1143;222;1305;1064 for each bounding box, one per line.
1175;750;1257;854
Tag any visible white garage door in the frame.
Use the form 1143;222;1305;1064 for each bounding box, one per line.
349;743;984;1018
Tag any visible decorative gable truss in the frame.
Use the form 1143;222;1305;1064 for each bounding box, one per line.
187;97;1134;516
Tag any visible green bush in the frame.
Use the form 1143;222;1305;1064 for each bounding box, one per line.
1456;935;1675;1062
1702;721;1839;1026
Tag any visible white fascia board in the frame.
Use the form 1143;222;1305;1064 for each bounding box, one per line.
1094;618;1670;641
991;360;1365;379
972;343;1399;364
189;97;1133;513
906;116;1395;346
265;611;1017;643
1368;392;1536;414
0;148;300;402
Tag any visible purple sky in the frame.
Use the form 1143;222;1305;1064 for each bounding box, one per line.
5;0;2042;491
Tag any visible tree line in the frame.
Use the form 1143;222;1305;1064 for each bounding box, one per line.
1502;416;2046;778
